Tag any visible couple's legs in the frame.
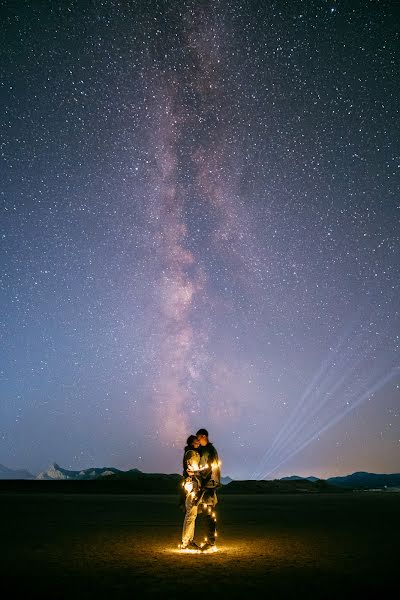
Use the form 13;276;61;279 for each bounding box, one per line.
182;495;218;547
182;495;198;546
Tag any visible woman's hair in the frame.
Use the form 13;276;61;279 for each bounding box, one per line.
186;434;197;447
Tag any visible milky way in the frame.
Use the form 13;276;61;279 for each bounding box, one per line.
1;0;399;478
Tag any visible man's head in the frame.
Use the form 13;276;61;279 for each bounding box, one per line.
196;428;209;446
187;434;200;449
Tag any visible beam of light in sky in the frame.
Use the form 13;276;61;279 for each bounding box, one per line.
253;356;365;479
258;366;400;479
252;318;360;478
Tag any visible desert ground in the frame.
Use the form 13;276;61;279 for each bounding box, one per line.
2;491;398;598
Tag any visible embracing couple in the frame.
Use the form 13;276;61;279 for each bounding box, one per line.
180;428;221;551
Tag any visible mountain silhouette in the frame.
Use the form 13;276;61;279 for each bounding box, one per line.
1;463;399;490
0;464;34;480
36;462;122;480
326;471;400;489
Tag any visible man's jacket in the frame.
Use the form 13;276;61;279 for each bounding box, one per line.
199;443;221;488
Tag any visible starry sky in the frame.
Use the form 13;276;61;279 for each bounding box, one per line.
1;0;399;479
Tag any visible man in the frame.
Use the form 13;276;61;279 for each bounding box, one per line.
180;435;202;550
196;428;221;551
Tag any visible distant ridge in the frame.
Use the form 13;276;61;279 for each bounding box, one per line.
221;475;233;485
327;471;400;489
222;478;341;494
1;463;399;490
281;475;320;482
36;463;123;480
0;464;34;480
267;472;400;489
31;464;183;494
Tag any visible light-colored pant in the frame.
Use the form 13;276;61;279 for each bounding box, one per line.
182;493;198;546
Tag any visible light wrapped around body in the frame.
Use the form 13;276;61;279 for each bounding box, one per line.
210;460;221;482
184;480;193;493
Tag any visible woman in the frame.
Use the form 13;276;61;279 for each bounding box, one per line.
180;435;202;550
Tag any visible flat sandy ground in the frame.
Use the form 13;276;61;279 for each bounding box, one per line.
1;492;398;598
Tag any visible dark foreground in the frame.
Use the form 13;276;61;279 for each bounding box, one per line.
2;491;398;598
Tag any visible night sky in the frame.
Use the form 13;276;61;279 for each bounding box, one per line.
1;0;399;479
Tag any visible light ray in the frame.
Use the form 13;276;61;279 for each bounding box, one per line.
259;367;399;479
252;318;360;478
253;354;365;479
259;363;391;477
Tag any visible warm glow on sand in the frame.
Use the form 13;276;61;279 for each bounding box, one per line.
175;545;219;554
